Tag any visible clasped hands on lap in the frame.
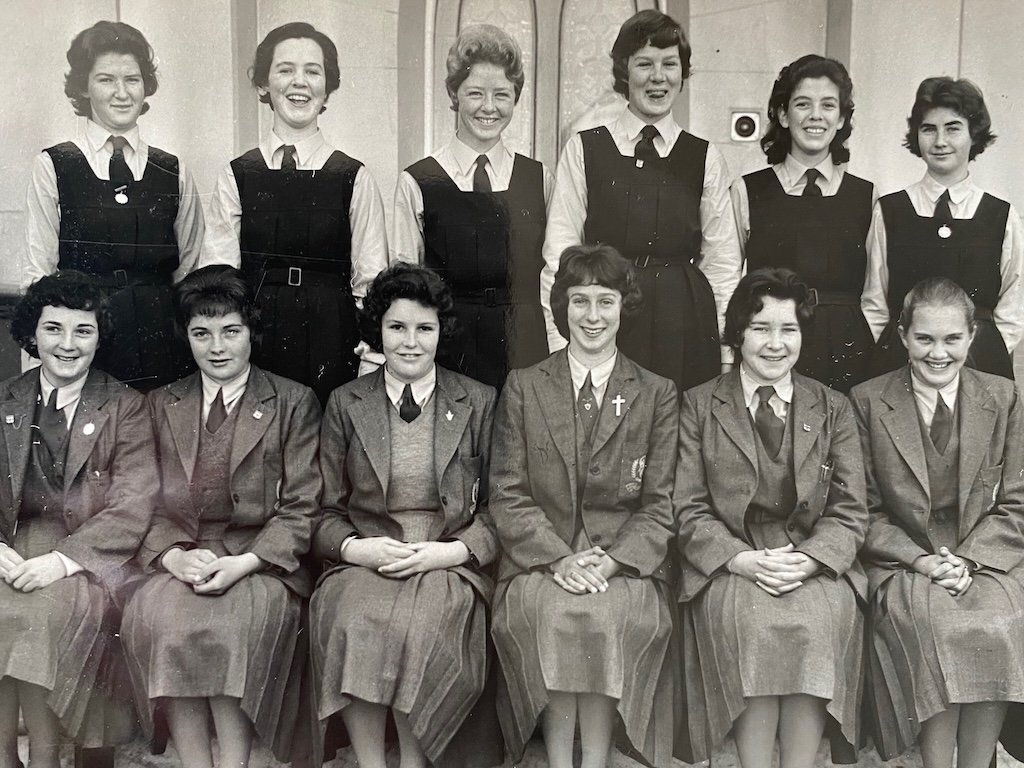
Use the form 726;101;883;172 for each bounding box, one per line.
161;547;264;595
0;543;67;591
551;546;622;595
343;536;471;576
913;546;973;596
728;543;822;596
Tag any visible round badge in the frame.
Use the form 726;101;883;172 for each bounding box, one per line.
938;224;952;239
114;192;128;205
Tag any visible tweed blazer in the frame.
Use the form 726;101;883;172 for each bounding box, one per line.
312;366;498;596
850;366;1024;591
490;350;678;584
676;369;868;602
0;368;158;595
141;366;323;597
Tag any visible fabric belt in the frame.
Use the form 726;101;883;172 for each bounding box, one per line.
243;257;351;288
87;269;169;288
456;287;530;307
806;289;860;307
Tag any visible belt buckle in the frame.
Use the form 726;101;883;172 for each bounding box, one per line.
484;287;496;307
634;254;651;269
288;267;302;287
806;287;819;307
113;268;128;288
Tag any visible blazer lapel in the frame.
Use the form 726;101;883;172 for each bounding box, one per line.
64;371;111;491
711;371;758;473
534;351;579;508
230;368;276;476
956;370;998;529
879;368;930;502
1;373;40;512
589;356;638;457
164;375;202;483
432;370;471;492
349;371;392;494
791;376;827;502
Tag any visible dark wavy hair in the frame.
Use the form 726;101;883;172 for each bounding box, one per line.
724;268;813;352
12;271;114;358
610;9;691;98
173;265;262;345
250;22;340;112
445;24;525;108
761;54;854;165
64;21;158;118
904;77;995;160
897;276;976;334
360;262;458;352
550;244;643;340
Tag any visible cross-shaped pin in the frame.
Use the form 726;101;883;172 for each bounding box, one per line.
612;394;625;416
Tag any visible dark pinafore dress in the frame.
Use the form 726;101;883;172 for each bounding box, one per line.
408;154;548;389
45;142;194;390
870;190;1013;379
744;168;874;392
682;411;862;761
580;126;720;393
122;406;304;761
865;402;1024;759
232;149;363;405
0;391;132;745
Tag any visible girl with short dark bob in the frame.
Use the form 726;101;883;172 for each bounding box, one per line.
392;23;551;390
311;261;501;768
0;271;159;768
676;267;867;768
121;265;322;768
491;244;678;768
862;77;1023;380
202;21;389;406
732;54;876;393
26;21;204;391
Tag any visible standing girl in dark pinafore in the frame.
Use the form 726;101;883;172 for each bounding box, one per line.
541;10;741;394
732;55;875;392
861;77;1023;379
203;22;388;405
25;21;204;390
392;24;550;390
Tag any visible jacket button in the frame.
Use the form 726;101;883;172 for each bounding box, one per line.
787;524;796;532
589;465;600;475
592;534;603;543
232;493;240;503
582;501;592;511
799;501;808;509
441;495;449;505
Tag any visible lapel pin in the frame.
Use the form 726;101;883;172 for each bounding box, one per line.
445;410;454;421
612;394;626;417
253;410;263;420
4;415;12;424
802;423;811;432
938;224;952;239
83;422;95;436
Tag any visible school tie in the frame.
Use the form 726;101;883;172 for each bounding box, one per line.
473;154;491;192
933;189;953;223
399;384;421;423
37;388;67;458
108;135;132;190
206;388;228;433
281;144;297;172
930;395;952;453
802;168;822;196
754;386;784;457
577;372;598;443
634;124;660;164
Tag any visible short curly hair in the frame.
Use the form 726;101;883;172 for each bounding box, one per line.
360;262;458;352
173;265;262;345
445;24;525;109
550;244;643;340
250;22;340;113
64;21;158;118
723;268;813;352
610;10;691;98
903;77;995;160
761;54;855;165
12;271;114;358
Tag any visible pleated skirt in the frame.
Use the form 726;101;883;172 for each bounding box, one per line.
121;556;303;762
492;572;674;767
310;565;496;767
680;572;862;763
866;569;1024;759
0;516;134;746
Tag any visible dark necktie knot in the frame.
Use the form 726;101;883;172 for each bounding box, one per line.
206;388;228;434
577;372;598;442
473;154;491;193
754;385;784;458
399;383;421;423
635;125;660;163
35;388;67;458
802;168;822;196
281;145;297;171
109;135;128;152
930;394;953;453
933;189;953;220
108;135;131;189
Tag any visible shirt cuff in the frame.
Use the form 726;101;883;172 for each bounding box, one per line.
54;550;82;576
